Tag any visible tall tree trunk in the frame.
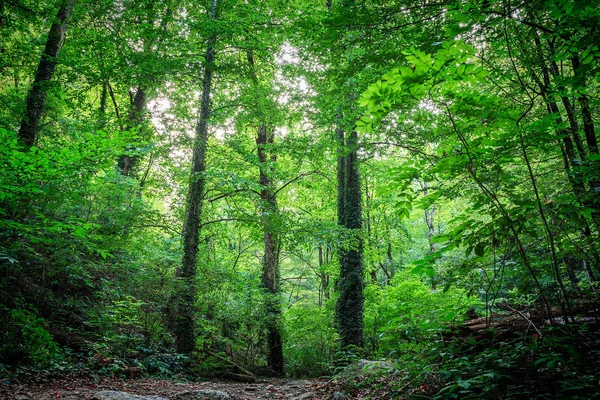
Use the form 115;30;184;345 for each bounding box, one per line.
336;128;364;349
119;87;147;176
246;50;284;375
18;0;75;146
563;256;580;292
533;35;600;273
570;55;598;155
256;125;284;376
175;0;218;355
336;118;346;228
570;54;600;220
97;79;108;130
387;242;394;279
420;180;436;289
364;177;377;283
318;246;330;305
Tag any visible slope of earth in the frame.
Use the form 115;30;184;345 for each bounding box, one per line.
0;377;334;400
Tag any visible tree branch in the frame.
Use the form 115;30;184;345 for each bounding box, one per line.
273;171;317;196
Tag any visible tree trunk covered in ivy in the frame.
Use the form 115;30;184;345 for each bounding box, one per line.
119;87;147;176
336;128;364;349
336;126;346;229
256;124;284;376
247;47;285;375
336;122;347;333
18;0;75;147
175;0;218;355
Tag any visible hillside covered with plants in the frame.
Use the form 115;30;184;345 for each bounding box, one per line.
1;0;599;398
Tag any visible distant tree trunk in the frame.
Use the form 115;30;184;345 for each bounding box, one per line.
563;256;580;292
335;115;347;315
387;242;394;278
255;124;284;376
100;80;108;116
119;87;147;176
336;128;364;349
336;113;347;306
364;177;377;283
18;0;75;146
570;55;597;156
318;246;330;305
98;79;109;130
582;259;596;286
336;121;346;228
246;48;284;375
420;180;436;288
175;0;218;355
533;35;600;273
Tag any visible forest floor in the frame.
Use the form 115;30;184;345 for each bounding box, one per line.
0;376;356;400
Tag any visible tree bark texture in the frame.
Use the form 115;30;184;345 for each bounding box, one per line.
336;129;364;349
246;49;284;375
336;122;346;227
318;246;330;305
533;35;600;233
119;87;147;176
175;0;218;355
18;0;75;147
421;181;436;288
256;124;284;376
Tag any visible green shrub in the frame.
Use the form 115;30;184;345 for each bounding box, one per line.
365;269;480;358
284;300;338;377
1;307;62;368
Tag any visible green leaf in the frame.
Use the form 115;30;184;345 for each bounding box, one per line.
457;380;471;389
474;243;485;257
73;226;87;239
443;311;456;322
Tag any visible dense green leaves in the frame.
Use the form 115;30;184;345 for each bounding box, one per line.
1;0;599;397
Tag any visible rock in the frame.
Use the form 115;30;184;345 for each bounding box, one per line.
284;380;312;388
92;391;168;400
172;390;231;400
333;391;347;400
334;359;393;381
290;392;316;400
13;395;31;400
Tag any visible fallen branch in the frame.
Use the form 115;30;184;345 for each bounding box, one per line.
208;351;256;378
502;303;543;338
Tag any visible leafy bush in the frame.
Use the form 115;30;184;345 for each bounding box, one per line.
284;300;338;377
1;307;61;368
364;269;480;359
143;353;188;377
432;324;600;399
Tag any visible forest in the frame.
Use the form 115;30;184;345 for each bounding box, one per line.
1;0;599;398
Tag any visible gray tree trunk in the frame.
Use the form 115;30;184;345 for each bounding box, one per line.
246;50;284;375
175;0;218;355
420;180;436;288
256;125;284;376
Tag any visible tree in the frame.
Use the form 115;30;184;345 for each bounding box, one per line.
336;126;365;349
18;0;76;146
247;49;285;375
255;124;284;375
175;0;219;354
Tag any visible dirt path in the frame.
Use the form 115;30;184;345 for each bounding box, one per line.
1;377;331;400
